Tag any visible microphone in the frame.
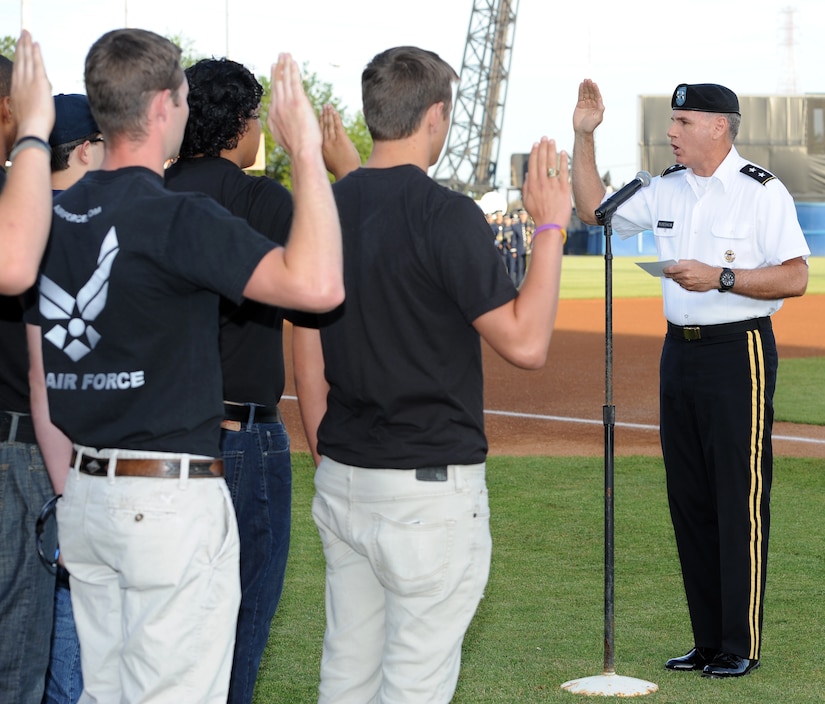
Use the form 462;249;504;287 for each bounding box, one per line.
594;171;652;224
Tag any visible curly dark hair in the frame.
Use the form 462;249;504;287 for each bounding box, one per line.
179;58;263;158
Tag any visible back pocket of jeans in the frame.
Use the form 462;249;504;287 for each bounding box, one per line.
371;515;454;597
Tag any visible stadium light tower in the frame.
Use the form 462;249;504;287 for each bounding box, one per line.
433;0;519;198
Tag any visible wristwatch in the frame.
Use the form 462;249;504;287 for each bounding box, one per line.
719;267;735;292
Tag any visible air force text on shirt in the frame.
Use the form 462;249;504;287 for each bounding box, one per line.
46;370;146;391
53;203;103;223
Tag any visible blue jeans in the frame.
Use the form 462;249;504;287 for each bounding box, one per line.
0;440;55;704
221;420;292;704
42;569;82;704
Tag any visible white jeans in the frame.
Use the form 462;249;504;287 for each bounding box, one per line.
312;458;492;704
58;448;241;703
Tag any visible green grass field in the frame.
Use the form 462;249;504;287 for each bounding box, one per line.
253;256;823;703
256;454;825;704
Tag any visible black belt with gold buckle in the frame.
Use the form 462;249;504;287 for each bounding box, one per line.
667;317;768;342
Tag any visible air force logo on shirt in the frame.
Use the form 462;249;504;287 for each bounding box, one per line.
40;226;119;362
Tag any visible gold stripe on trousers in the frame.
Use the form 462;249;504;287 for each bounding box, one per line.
746;329;766;660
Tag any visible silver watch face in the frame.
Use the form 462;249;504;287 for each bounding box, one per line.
720;269;735;289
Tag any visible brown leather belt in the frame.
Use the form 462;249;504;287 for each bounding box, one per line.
73;453;224;478
667;317;769;342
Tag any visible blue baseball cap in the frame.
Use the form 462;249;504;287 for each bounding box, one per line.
49;93;100;147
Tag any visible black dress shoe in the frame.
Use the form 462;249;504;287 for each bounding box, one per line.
665;647;717;671
702;652;760;678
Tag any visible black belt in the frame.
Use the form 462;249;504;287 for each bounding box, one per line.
73;452;224;478
667;317;769;342
0;411;37;444
56;566;71;589
222;402;283;425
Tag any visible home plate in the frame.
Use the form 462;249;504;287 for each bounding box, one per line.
560;673;658;697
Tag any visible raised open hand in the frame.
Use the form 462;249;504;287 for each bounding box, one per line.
573;79;605;136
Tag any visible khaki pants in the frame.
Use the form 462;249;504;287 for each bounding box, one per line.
58;451;241;703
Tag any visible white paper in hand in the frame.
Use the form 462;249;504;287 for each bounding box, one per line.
636;260;677;277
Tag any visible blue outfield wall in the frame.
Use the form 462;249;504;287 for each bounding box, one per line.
795;202;825;256
572;202;825;256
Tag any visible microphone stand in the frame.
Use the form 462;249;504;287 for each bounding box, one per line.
560;214;658;697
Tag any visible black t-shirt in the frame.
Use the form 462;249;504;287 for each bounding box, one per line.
0;168;31;413
165;157;293;406
31;166;275;457
315;165;517;468
0;294;29;413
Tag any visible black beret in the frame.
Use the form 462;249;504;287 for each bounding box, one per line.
671;83;740;115
49;94;100;147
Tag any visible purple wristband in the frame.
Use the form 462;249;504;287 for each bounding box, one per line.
533;223;564;235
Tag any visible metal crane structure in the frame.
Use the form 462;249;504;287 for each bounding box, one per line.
433;0;519;197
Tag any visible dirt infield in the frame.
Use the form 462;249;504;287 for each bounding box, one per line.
281;294;825;460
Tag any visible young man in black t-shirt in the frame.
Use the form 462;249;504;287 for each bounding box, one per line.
165;58;295;704
294;46;571;703
26;29;343;703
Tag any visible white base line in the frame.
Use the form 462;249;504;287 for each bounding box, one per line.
482;409;825;447
281;396;824;447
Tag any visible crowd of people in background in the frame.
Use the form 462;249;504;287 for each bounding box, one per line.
487;208;533;287
485;205;608;284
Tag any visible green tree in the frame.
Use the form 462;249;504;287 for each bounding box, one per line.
259;65;372;188
1;35;16;61
168;34;371;188
345;111;373;165
166;33;207;70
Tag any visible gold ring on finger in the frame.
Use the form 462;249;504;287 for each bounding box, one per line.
547;167;558;178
